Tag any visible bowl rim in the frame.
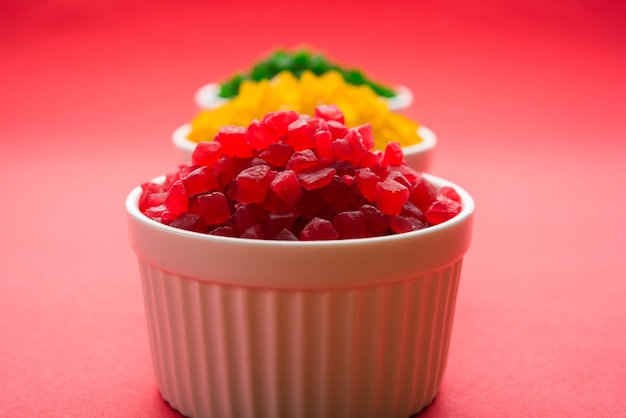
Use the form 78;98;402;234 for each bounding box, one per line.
127;173;474;288
127;173;473;248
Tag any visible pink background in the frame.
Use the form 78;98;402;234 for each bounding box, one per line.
2;0;626;416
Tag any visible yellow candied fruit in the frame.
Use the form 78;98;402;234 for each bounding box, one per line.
187;70;422;150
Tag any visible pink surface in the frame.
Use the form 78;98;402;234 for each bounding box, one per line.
1;0;626;416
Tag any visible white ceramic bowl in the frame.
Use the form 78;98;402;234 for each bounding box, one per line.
172;123;436;172
126;174;474;418
195;82;413;112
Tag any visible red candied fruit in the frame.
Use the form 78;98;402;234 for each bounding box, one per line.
286;119;316;151
240;224;264;239
181;166;219;196
382;142;403;166
197;192;231;225
270;170;302;207
314;130;333;159
333;211;368;239
164;180;188;215
359;204;389;237
192;141;223;166
235;165;273;203
315;104;345;124
139;105;464;240
170;212;206;233
375;177;409;215
424;197;462;225
297;167;336;190
273;228;299;241
326;120;349;140
215;125;252;158
299;217;339;241
262;110;300;137
285;149;318;173
258;142;294;167
352;124;374;150
247;119;274;150
264;212;297;239
438;186;462;203
409;174;437;212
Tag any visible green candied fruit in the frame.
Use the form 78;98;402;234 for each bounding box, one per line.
307;54;333;75
268;50;293;73
250;61;271;81
217;49;399;99
218;73;245;98
292;49;311;71
342;69;366;86
367;82;396;98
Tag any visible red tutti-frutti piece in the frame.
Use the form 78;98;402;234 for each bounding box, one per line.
144;204;167;220
247;119;274;150
286;118;316;151
386;170;411;189
355;167;379;202
314;130;333;159
359;204;389;237
388;214;425;234
192;141;223;167
285;149;318;173
181;166;219;196
215;126;252;158
170;212;207;233
140;105;464;240
358;150;381;169
424;197;462;225
332;132;366;167
197;192;232;225
333;210;368;239
297;167;337;190
315;104;345;124
438;186;462;203
303;116;328;132
299;217;339;241
352;124;374;150
240;224;264;239
264;212;297;239
326;120;349;140
235;165;273;203
213;155;236;187
139;187;166;213
270;170;302;207
262;110;300;136
164;180;188;215
409;174;437;212
401;201;426;222
258;142;294;167
382;142;403;166
232;204;263;235
320;175;359;213
273;228;299;241
376;177;409;215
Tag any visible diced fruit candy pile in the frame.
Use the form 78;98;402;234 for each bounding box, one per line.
218;48;396;99
140;106;461;241
189;70;422;151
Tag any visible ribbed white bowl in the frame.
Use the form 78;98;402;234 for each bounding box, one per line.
172;123;436;172
126;174;474;418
